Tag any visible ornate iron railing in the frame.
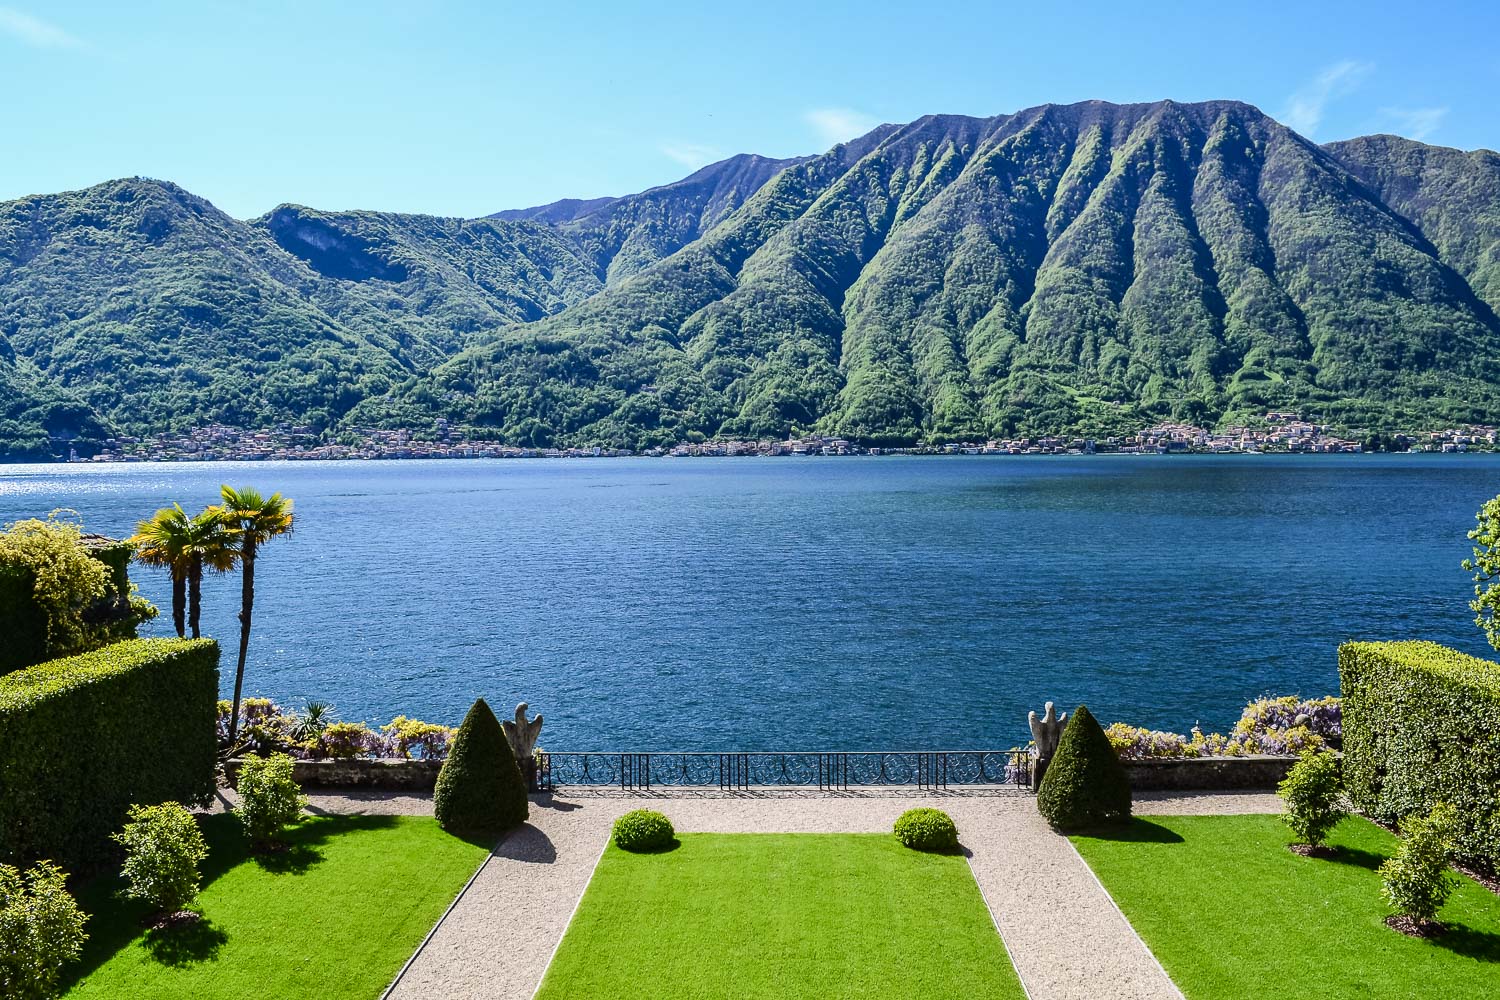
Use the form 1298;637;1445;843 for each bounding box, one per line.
537;750;1031;791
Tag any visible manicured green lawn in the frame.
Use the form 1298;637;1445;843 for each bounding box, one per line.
1073;814;1500;1000
64;813;489;999
535;833;1025;999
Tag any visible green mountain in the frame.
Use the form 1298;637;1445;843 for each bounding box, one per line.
491;152;811;284
3;101;1499;458
1323;134;1500;314
385;101;1500;447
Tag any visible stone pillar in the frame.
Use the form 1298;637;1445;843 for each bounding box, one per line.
502;702;544;792
1028;702;1067;791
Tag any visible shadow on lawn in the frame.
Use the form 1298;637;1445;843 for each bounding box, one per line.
246;814;400;876
143;917;229;967
1078;819;1185;844
60;813;402;989
1300;843;1500;962
1316;845;1388;872
1432;923;1500;963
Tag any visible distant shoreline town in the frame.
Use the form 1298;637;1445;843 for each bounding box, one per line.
54;413;1500;463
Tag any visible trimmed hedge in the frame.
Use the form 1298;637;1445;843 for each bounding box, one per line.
1340;641;1500;868
434;698;529;834
1037;705;1133;831
0;637;219;872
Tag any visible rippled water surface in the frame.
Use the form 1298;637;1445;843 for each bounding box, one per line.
3;455;1497;748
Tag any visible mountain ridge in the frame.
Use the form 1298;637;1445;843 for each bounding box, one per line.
3;99;1499;458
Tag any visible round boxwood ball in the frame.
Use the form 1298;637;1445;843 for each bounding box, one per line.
893;807;959;852
612;809;675;852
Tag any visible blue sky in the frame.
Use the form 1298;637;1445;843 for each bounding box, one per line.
3;1;1495;219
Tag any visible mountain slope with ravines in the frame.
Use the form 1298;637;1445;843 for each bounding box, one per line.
2;100;1498;458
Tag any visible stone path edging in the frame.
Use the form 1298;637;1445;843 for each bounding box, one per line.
1064;837;1185;1000
381;850;496;999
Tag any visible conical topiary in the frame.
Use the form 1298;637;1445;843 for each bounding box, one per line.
434;698;529;834
1036;704;1132;830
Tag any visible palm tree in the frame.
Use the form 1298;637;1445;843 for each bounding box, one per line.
185;507;236;639
215;486;294;746
129;505;194;637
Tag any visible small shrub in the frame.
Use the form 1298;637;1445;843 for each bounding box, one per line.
1037;705;1132;831
612;810;675;852
287;700;335;744
893;808;958;851
234;753;305;847
1278;750;1347;849
434;698;528;834
1380;803;1459;927
0;860;88;1000
113;803;208;913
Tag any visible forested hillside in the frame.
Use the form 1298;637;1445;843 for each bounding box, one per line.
380;101;1500;447
3;100;1499;458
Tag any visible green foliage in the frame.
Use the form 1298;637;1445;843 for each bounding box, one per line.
433;698;529;834
892;808;959;852
0;515;157;675
234;754;306;846
611;810;676;852
1339;641;1500;868
0;516;103;673
288;699;335;744
0;860;88;1000
1464;495;1500;651
1278;750;1347;847
1379;803;1460;924
1037;704;1133;830
0;638;218;872
113;802;208;913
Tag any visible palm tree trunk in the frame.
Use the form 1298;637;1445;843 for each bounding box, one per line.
188;553;203;639
172;570;186;638
227;538;256;746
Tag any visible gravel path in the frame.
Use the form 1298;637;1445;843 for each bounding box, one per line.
365;787;1282;1000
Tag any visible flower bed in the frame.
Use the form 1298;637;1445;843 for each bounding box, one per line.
219;698;453;761
1105;696;1340;761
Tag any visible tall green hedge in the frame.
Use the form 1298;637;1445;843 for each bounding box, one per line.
1340;641;1500;868
0;637;220;872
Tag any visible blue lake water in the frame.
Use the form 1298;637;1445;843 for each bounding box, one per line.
3;455;1498;749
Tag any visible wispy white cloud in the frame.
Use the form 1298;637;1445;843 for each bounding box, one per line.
1281;60;1373;136
660;142;724;169
0;7;84;49
1379;106;1449;141
804;107;880;148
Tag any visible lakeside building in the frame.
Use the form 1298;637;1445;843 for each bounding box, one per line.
66;415;1499;463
